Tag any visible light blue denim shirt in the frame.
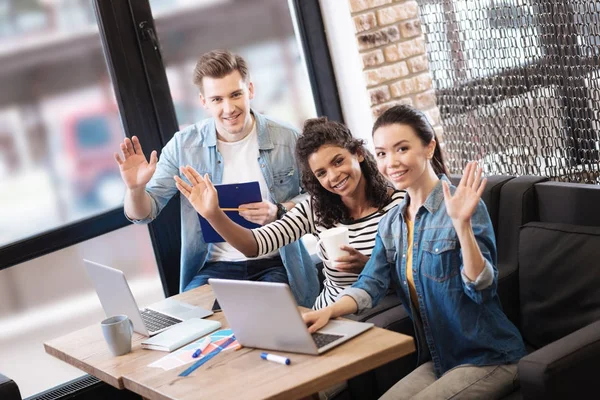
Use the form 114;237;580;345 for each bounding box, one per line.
128;110;320;307
342;176;526;376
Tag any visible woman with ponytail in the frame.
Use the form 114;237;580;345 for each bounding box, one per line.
303;105;526;399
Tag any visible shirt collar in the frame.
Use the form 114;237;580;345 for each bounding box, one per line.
202;109;273;150
398;174;449;217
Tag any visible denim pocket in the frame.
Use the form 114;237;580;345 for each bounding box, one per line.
273;167;295;185
272;167;296;201
421;239;460;282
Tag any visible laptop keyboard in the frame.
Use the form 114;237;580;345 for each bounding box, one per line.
312;332;344;349
140;308;182;333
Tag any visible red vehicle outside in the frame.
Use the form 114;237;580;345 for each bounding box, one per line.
61;104;124;207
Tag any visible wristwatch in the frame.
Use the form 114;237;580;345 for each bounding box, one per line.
276;203;288;219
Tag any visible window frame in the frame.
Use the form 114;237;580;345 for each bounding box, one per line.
0;0;343;299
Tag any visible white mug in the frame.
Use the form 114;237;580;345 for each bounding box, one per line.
316;227;350;267
101;314;134;356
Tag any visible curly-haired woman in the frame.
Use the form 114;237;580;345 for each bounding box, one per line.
175;117;404;309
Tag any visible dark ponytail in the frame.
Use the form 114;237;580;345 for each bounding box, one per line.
372;105;448;176
430;141;447;177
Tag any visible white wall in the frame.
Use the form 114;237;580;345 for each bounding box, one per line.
319;0;375;150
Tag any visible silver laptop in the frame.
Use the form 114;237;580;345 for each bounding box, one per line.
208;278;373;355
84;259;212;336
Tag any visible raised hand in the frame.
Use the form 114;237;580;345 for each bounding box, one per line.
238;201;278;225
114;136;158;190
442;161;487;224
175;166;220;219
334;245;369;274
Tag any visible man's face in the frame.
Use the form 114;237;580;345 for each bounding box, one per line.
200;70;254;142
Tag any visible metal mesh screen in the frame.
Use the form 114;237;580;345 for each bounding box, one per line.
418;0;600;183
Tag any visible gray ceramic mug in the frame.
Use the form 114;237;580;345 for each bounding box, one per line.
101;315;134;356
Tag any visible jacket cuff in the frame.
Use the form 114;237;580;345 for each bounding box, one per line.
461;259;494;290
125;191;158;224
337;288;373;312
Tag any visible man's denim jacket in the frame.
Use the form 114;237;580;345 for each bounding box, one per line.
343;176;526;376
129;111;320;307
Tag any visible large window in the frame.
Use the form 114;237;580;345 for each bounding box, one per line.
152;0;317;131
0;0;338;397
0;2;163;397
0;0;125;247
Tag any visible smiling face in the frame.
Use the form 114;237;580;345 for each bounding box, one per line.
308;144;365;198
373;123;436;191
199;70;254;142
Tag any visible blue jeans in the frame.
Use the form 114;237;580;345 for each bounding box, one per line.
184;256;288;291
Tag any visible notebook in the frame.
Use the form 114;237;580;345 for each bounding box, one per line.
209;279;374;355
141;318;222;352
198;181;262;243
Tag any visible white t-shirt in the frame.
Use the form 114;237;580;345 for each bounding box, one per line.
207;122;279;262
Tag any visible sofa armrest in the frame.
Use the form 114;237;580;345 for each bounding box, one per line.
518;319;600;400
0;372;22;400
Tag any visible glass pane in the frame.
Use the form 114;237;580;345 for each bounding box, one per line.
150;0;317;131
0;224;163;398
0;0;126;247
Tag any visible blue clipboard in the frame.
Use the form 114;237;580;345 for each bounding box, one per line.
198;181;262;243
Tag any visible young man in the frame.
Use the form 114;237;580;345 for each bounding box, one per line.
114;50;319;307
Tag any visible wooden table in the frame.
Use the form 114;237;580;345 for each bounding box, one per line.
45;285;415;400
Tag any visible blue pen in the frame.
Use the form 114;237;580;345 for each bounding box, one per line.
180;335;237;377
260;352;291;365
191;336;211;358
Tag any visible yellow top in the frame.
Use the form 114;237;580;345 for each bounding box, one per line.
405;217;419;310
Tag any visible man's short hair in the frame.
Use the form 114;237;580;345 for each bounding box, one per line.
192;50;249;92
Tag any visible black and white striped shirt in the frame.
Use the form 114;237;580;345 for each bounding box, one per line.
252;191;405;309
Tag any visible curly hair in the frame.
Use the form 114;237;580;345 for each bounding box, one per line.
296;117;391;228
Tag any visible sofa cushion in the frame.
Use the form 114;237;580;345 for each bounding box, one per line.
497;176;548;267
496;260;520;327
0;373;21;400
518;222;600;349
535;181;600;226
518;320;600;400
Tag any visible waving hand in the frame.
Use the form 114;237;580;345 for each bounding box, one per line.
175;166;220;219
114;136;158;190
442;161;487;224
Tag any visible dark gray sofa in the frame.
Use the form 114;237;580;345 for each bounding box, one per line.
499;177;600;399
0;372;22;400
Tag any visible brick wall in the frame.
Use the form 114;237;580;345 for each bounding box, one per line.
348;0;443;141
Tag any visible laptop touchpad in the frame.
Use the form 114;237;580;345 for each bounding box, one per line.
150;299;211;318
